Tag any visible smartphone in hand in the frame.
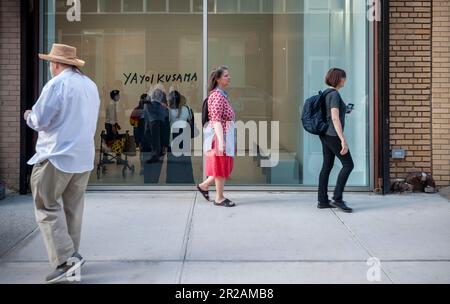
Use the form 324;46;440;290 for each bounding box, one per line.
346;103;355;114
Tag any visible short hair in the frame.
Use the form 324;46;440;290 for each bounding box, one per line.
325;68;347;87
110;90;120;99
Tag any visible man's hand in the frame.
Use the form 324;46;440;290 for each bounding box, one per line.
23;110;32;121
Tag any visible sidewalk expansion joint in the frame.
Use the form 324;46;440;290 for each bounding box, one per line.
177;191;197;283
0;226;39;261
331;209;395;284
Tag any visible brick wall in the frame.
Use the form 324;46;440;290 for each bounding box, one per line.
389;0;433;183
432;0;450;187
0;0;20;191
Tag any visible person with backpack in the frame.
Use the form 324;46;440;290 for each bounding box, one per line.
316;68;354;212
197;66;236;207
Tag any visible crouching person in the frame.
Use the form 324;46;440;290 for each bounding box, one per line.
23;44;100;283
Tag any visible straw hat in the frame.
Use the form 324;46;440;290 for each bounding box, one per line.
38;43;85;67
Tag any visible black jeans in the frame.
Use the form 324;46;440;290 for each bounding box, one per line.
318;134;354;203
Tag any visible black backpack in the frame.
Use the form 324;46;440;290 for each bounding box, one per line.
301;88;334;135
201;97;209;127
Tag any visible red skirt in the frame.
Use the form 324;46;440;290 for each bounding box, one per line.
205;137;234;179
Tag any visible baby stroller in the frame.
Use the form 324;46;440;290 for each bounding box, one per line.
96;130;136;179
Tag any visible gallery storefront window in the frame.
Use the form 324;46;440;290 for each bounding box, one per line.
42;0;372;188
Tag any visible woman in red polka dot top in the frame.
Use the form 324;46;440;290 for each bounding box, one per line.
197;66;236;207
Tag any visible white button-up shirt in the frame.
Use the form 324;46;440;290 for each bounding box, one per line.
27;68;100;173
105;99;122;124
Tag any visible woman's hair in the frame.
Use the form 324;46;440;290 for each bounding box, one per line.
168;90;182;118
139;93;149;108
325;68;347;88
207;65;229;94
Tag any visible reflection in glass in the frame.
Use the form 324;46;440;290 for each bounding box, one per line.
81;0;98;13
99;0;122;13
43;0;369;187
286;0;303;12
44;0;202;186
209;0;369;186
55;0;67;13
216;0;238;13
123;0;143;12
166;90;195;183
147;0;166;12
240;0;260;13
193;0;215;12
169;0;190;13
262;0;283;13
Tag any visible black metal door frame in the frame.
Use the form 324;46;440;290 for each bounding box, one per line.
380;0;391;194
19;0;40;194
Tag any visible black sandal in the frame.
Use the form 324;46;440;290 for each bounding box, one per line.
196;185;210;202
214;198;235;207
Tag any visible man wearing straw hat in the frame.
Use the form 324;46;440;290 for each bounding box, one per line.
23;43;100;283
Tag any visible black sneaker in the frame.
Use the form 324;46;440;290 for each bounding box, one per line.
330;200;353;213
317;200;336;209
45;252;85;283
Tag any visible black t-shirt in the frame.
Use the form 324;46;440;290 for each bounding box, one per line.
324;90;346;136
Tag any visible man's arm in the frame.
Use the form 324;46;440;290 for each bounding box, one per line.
24;83;61;132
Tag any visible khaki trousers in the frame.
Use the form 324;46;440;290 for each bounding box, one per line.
30;160;91;267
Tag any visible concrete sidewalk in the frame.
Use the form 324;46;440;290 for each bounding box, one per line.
0;191;449;284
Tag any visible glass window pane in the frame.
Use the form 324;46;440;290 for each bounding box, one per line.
55;0;67;13
241;0;260;13
45;1;203;187
169;0;190;12
217;0;237;13
261;0;272;12
193;0;214;12
147;0;166;12
99;0;122;13
123;0;143;12
44;0;371;188
262;0;284;13
208;0;215;12
286;0;304;13
82;0;98;12
193;0;202;12
209;0;370;186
